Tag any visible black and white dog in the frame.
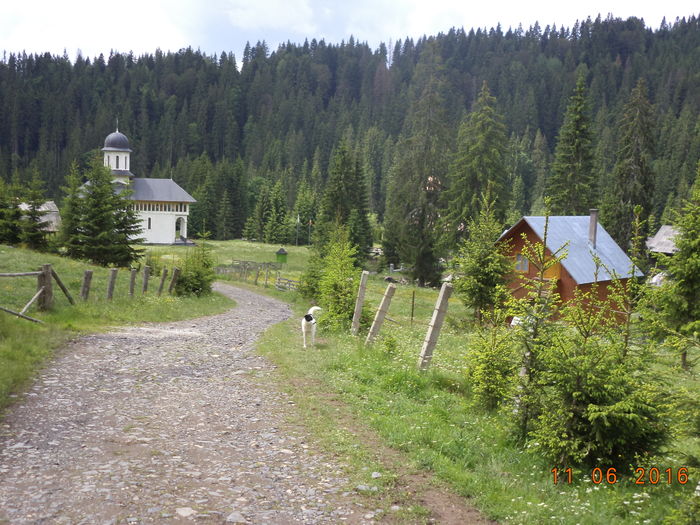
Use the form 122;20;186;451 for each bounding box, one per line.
301;306;322;349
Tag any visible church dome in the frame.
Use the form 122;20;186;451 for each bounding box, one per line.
102;130;132;152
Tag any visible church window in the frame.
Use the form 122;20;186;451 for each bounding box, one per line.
148;218;152;229
116;156;119;169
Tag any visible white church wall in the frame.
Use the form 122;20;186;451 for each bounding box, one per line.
137;211;188;244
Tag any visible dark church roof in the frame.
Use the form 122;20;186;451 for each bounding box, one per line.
102;131;132;152
129;178;196;203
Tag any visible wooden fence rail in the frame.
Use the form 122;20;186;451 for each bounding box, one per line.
1;263;182;322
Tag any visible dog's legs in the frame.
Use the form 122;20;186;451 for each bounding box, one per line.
302;320;307;349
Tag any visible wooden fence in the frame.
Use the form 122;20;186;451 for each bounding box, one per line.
0;263;180;323
215;260;299;291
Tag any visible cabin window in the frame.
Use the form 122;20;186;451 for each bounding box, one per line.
515;253;529;273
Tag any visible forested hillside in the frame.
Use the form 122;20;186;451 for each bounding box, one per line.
1;14;699;256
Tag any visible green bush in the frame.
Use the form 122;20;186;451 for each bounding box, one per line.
175;241;215;296
318;226;358;331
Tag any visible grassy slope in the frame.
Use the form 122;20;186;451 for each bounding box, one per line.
221;259;698;524
0;245;233;409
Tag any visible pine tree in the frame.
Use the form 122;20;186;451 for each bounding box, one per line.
19;170;49;251
444;81;509;242
72;156;143;266
547;75;595;215
658;167;700;369
383;44;450;285
602;79;656;250
59;161;86;259
452;198;511;323
0;177;23;245
215;189;236;240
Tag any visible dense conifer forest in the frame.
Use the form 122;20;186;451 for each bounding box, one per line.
1;15;699;263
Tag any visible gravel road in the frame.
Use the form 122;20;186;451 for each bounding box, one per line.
0;283;372;524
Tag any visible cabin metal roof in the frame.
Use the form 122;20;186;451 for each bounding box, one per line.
500;216;643;284
646;225;678;254
129;178;196;203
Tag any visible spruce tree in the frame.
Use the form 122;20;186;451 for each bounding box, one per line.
0;177;23;245
73;156;143;266
59;161;86;259
444;81;509;242
383;44;450;285
602;79;656;250
547;75;595;215
19;170;49;251
658;168;700;369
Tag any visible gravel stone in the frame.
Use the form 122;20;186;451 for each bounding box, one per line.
0;283;368;524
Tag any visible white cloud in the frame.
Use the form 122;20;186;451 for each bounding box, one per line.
222;0;316;34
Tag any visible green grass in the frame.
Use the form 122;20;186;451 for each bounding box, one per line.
145;239;312;279
249;272;698;524
0;245;234;410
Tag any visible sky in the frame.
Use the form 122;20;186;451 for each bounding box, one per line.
1;0;698;62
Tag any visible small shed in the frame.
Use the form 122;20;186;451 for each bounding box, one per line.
19;201;62;234
276;247;288;264
646;225;678;255
497;210;642;310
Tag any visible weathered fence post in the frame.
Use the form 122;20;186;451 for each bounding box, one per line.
254;267;261;286
417;283;452;371
142;266;151;294
80;270;93;301
129;268;137;297
106;268;118;300
410;290;416;326
38;264;53;310
51;268;75;305
365;284;396;345
157;268;169;296
351;270;369;336
168;267;181;294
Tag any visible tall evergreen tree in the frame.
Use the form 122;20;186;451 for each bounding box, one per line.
657;167;700;369
19;170;49;251
443;81;509;242
602;78;656;250
59;161;86;259
70;156;143;266
547;75;595;215
383;44;450;285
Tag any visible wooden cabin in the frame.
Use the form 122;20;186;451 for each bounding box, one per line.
498;210;642;309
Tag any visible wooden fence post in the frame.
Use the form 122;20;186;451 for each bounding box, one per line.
51;268;75;305
106;268;118;300
417;283;452;371
264;266;270;287
129;268;137;297
38;264;53;311
142;265;150;294
365;284;396;345
168;267;181;294
254;267;261;286
351;270;369;336
80;270;93;301
157;268;169;296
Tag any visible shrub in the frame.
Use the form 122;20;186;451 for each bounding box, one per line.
175;241;215;296
318;226;358;331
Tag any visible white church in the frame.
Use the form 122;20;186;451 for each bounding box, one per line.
102;130;196;244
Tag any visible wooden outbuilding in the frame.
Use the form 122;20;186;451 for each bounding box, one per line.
498;210;642;308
